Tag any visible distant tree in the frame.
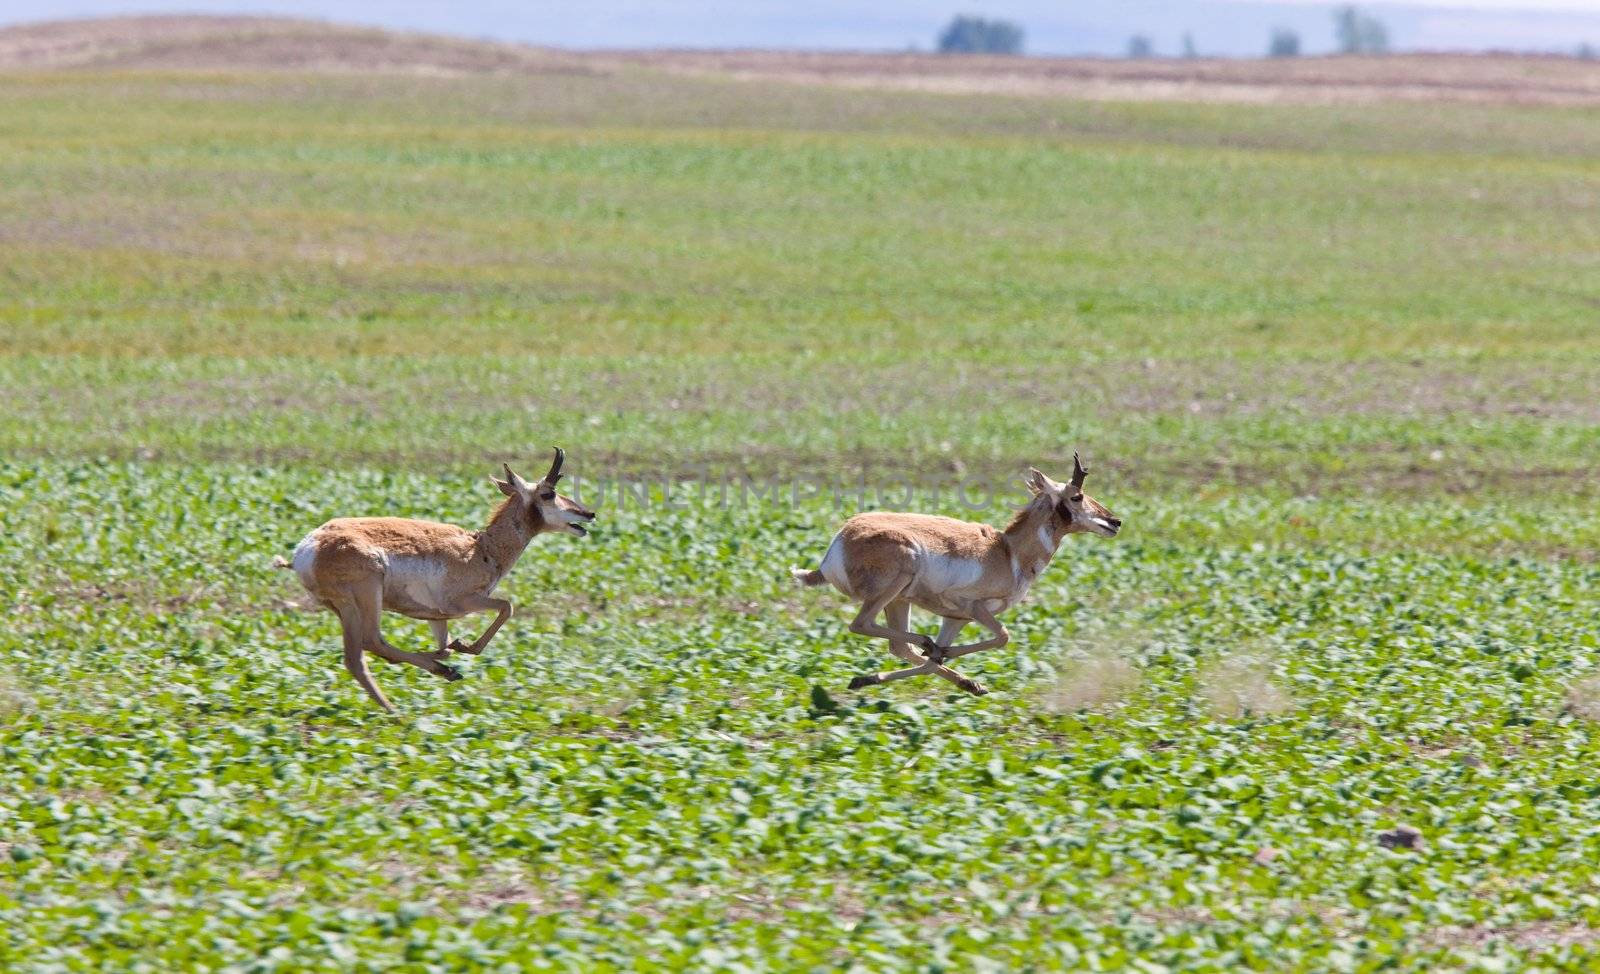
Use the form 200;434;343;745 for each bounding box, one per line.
937;16;1025;55
1181;32;1198;58
1127;35;1154;58
1334;5;1389;54
1578;42;1597;60
1268;28;1301;57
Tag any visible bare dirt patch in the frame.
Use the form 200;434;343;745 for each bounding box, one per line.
1422;920;1600;952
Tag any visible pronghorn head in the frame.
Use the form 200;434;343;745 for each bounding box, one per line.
1025;452;1121;538
492;448;597;537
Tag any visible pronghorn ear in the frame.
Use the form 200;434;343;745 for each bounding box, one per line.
1028;467;1068;497
492;476;518;498
501;463;537;498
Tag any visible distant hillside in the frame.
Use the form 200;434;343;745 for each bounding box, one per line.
5;1;1600;56
3;15;1598;106
0;15;588;74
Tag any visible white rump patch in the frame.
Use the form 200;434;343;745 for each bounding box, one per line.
290;530;322;587
818;534;850;595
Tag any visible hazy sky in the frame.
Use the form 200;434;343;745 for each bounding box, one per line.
1269;0;1598;6
5;0;1600;55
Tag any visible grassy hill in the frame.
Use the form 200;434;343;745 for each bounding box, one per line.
2;16;1599;972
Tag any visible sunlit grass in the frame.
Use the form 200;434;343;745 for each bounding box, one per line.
2;62;1599;971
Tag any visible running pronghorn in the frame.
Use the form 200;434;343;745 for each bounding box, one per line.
792;454;1120;696
281;449;595;711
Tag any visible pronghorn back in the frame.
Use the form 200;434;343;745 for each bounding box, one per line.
293;517;478;585
806;512;1010;606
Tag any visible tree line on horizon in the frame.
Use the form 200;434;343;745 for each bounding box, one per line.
933;5;1592;59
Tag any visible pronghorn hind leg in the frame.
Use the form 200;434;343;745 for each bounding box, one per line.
846;578;940;656
333;600;396;713
847;597;988;697
429;620;450;654
880;600;926;668
352;577;462;683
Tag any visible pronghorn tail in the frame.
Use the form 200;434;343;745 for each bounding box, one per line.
790;566;827;587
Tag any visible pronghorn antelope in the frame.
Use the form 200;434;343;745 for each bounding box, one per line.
792;454;1120;696
281;449;595;712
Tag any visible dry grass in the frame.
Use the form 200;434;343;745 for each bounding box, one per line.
1197;652;1293;719
4;16;1600;106
606;49;1600;107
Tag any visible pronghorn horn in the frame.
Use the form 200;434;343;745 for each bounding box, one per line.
544;447;565;485
1071;451;1089;488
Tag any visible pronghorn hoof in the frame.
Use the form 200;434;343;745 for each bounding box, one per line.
960;681;989;697
437;665;464;682
848;674;880;691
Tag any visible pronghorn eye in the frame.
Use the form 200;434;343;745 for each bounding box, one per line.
1071;494;1084;503
540;492;555;501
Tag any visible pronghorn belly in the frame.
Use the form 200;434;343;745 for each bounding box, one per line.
910;596;973;620
910;593;1015;621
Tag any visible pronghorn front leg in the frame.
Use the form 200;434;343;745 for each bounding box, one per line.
847;597;988;696
933;603;1010;663
446;594;513;656
925;616;966;663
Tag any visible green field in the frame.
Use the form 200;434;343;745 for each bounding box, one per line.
3;62;1600;971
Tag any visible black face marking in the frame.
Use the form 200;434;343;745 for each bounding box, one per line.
1055;500;1074;524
